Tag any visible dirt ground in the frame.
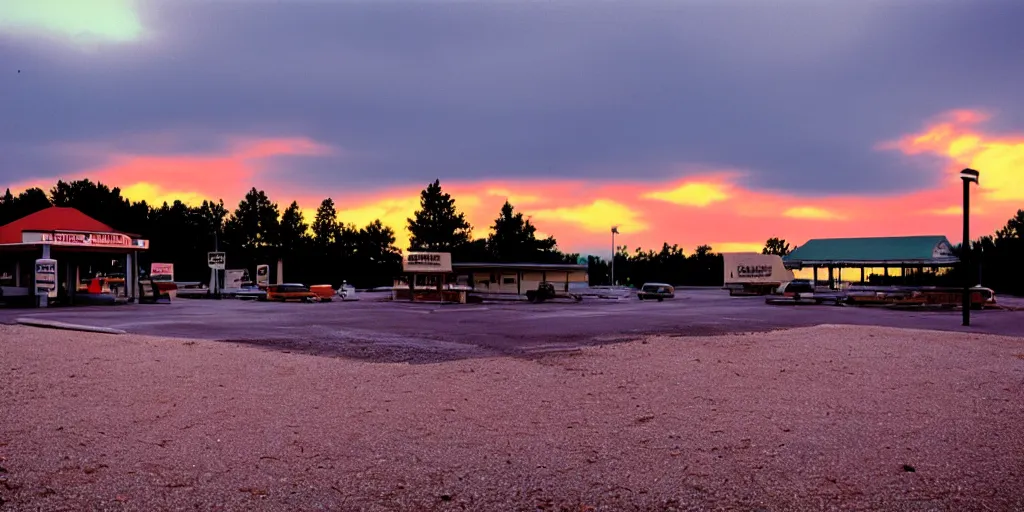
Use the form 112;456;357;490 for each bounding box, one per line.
1;324;1023;511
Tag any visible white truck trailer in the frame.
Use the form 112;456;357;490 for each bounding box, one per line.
722;253;795;296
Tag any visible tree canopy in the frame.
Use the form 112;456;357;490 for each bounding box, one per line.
487;201;558;262
762;237;792;256
407;179;471;252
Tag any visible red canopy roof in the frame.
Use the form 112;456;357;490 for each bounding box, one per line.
0;207;125;245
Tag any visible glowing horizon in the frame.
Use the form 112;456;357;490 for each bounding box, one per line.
5;109;1021;257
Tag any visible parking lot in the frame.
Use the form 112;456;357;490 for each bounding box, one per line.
3;289;1024;510
3;288;1023;363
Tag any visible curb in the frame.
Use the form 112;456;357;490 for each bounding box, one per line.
15;318;127;335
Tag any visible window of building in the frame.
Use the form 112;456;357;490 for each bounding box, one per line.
502;275;516;285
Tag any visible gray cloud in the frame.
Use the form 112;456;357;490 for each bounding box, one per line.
2;0;1024;195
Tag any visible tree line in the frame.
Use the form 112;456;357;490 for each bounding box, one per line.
0;179;577;288
1;180;1021;294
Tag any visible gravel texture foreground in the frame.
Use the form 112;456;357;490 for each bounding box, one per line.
1;324;1023;511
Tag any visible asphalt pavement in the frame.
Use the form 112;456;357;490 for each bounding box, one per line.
2;289;1022;362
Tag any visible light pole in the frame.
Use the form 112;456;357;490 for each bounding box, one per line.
610;226;619;286
960;168;979;326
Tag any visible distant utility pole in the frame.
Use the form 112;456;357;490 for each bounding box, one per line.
610;226;619;286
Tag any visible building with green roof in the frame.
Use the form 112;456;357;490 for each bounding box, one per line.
783;235;959;287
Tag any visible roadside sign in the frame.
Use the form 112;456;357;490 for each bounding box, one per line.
34;258;58;298
402;252;452;273
256;264;270;286
151;263;174;281
208;252;226;270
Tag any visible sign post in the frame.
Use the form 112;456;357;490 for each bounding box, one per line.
34;258;57;308
208;252;226;298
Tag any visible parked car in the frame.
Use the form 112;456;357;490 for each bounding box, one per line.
263;283;318;302
637;283;674;301
234;283;266;300
780;279;815;299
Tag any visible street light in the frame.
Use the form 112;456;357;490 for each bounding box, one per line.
960;168;979;326
610;226;619;286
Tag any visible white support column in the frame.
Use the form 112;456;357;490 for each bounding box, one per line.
126;252;135;303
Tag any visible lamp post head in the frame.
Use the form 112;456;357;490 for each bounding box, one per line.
611;226;619;234
960;168;980;184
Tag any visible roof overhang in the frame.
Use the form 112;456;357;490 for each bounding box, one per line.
453;263;589;272
784;258;960;269
13;230;149;251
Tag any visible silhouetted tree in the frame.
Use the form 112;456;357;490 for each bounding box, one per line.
0;187;50;225
350;220;402;287
223;188;281;274
311;198;340;248
487;201;557;262
280;202;309;254
407;179;471;252
762;237;792;256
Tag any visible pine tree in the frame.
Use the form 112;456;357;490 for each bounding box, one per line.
312;198;340;247
487;201;556;262
224;188;281;251
407;179;471;251
280;201;310;254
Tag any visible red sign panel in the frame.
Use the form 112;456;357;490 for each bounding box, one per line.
39;232;133;247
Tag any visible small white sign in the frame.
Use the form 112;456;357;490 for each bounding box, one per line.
255;264;270;286
34;258;58;298
208;252;226;270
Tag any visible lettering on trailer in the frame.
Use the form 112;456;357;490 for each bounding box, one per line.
736;264;774;278
39;232;133;247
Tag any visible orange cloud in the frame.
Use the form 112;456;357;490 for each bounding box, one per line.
882;109;1023;201
485;188;540;205
531;199;649;234
642;181;731;207
783;206;848;221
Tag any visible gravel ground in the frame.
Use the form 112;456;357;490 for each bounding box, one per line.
1;324;1023;511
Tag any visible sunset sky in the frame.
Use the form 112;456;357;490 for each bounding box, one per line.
3;0;1023;256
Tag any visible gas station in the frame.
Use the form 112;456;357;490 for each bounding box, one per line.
0;207;149;307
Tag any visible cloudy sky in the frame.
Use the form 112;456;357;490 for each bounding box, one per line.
3;0;1023;255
